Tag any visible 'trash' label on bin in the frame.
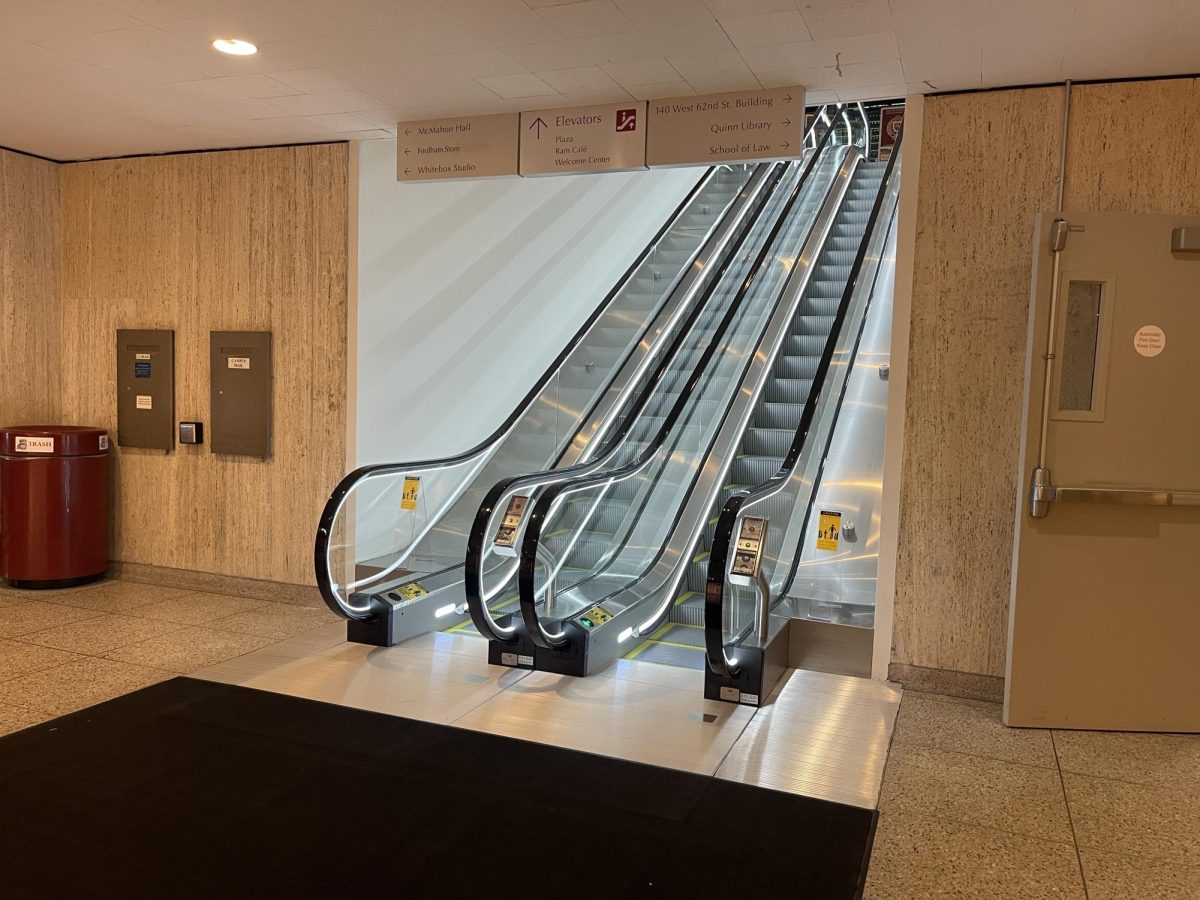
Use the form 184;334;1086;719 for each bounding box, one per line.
13;437;55;454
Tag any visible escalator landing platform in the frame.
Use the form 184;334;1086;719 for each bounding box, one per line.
197;624;901;810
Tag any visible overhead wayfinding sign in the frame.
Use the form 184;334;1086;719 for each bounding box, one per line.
396;113;518;182
646;86;804;168
519;102;647;176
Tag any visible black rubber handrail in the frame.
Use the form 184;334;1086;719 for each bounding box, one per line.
463;162;787;639
313;165;730;620
513;116;848;650
703;124;904;678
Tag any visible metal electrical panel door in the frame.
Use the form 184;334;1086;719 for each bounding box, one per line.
115;329;175;450
1006;212;1200;732
210;332;272;458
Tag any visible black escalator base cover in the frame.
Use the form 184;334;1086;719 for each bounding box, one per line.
345;593;399;647
486;613;539;669
533;620;590;677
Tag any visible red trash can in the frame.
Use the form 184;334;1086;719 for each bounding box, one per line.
0;426;110;589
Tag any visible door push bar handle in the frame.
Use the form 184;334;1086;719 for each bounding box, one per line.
1031;468;1200;517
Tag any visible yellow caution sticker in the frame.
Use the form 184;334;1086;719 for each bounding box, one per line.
579;605;613;630
816;510;841;552
397;583;427;600
401;477;420;510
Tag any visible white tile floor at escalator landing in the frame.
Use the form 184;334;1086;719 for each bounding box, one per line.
453;660;757;776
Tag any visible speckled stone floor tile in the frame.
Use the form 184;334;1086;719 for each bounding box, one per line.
0;602;104;638
863;810;1085;899
879;744;1073;843
0;701;49;737
134;592;268;626
24;614;183;655
1064;772;1200;867
894;691;1056;768
0;657;169;716
46;579;192;614
211;604;336;640
1080;848;1200;899
106;626;274;674
0;639;83;682
1054;729;1200;788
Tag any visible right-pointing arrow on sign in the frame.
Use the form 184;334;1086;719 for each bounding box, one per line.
781;141;790;151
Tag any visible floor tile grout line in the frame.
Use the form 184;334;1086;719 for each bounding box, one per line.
883;806;1082;850
446;667;536;727
889;734;1061;773
1051;729;1090;899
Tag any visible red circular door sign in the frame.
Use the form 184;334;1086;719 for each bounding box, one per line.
1134;324;1166;357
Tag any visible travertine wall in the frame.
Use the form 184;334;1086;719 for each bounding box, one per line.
0;148;60;424
893;77;1200;679
58;144;349;585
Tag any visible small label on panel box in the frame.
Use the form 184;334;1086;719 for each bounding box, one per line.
13;436;54;454
816;510;841;551
739;693;760;706
135;395;153;410
1134;324;1166;358
227;357;251;370
401;477;420;510
719;686;741;702
134;353;151;361
501;652;535;667
99;435;109;450
134;361;151;378
518;654;534;666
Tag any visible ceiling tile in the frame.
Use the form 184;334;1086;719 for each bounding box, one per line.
95;0;248;25
797;0;892;40
705;0;797;16
739;41;824;73
0;43;92;76
265;90;387;116
303;112;379;132
476;72;559;98
613;0;713;28
623;80;696;99
428;49;529;79
814;31;899;66
896;25;981;84
167;73;302;101
536;0;636;37
889;0;981;31
265;68;358;94
836;81;906;101
601;57;681;85
0;0;143;44
667;49;761;92
40;24;192;65
719;11;812;48
538;65;624;93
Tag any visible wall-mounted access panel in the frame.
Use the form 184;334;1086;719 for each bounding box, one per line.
116;329;175;450
210;331;272;458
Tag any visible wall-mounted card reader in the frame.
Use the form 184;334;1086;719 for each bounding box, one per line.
116;329;175;450
210;331;272;458
493;495;529;557
729;516;768;585
179;422;203;445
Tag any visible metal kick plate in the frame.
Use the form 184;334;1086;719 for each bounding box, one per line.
116;329;175;450
210;331;272;457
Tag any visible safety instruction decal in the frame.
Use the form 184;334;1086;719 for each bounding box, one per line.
816;510;842;552
578;605;613;630
1134;324;1165;358
13;436;54;454
136;395;153;410
401;477;420;510
397;583;427;601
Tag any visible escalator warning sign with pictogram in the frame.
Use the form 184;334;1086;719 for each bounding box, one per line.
397;583;427;600
401;477;420;510
816;510;841;551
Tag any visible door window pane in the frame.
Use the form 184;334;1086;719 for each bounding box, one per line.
1059;281;1103;412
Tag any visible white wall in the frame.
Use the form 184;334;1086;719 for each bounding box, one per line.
354;139;701;467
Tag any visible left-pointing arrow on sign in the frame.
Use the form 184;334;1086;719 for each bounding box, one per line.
529;116;548;139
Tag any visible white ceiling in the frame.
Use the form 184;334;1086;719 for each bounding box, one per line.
2;0;1199;160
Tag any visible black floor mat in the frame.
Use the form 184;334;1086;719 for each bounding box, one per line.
0;678;876;898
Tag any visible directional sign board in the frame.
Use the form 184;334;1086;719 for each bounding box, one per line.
397;113;518;182
646;87;804;168
519;102;647;176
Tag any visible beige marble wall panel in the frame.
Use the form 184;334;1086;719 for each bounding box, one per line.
0;149;60;424
893;87;1063;677
58;144;348;585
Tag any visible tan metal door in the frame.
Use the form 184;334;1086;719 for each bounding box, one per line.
1006;211;1200;731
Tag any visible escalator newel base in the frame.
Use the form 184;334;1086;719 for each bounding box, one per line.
346;593;400;647
703;620;790;707
486;614;540;670
533;621;590;678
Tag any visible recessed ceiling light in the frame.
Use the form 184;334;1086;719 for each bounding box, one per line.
212;38;257;56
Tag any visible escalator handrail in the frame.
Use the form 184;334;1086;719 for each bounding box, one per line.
704;126;904;678
512;119;850;650
463;161;787;639
314;164;733;619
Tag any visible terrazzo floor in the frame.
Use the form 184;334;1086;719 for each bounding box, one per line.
2;577;1196;898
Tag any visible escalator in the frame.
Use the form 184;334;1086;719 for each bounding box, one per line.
484;109;900;683
313;152;778;646
465;115;861;673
